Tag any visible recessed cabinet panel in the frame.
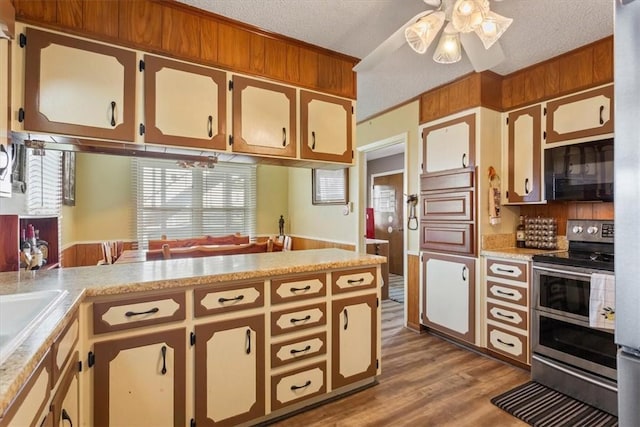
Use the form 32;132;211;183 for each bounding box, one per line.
423;114;475;174
232;76;296;158
24;28;136;141
300;91;352;163
145;55;226;150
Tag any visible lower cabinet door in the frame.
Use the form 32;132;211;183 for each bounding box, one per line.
93;329;186;427
194;315;265;426
51;352;79;427
331;294;378;389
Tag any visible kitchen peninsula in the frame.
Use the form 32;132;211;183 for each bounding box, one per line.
0;249;384;427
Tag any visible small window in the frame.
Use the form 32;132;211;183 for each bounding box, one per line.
312;168;349;205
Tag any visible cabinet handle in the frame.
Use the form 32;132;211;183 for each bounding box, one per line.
218;295;244;303
496;267;515;274
311;131;316;150
496;289;515;297
497;338;515;347
61;408;73;427
160;345;167;375
344;308;349;330
290;345;312;355
290;285;311;293
208;115;213;138
290;314;312;324
246;329;251;354
462;266;467;281
347;278;364;284
462;153;467;168
496;311;515;320
282;127;287;147
110;101;116;127
125;307;159;317
290;380;311;391
524;178;530;194
599;105;605;125
585;164;590;174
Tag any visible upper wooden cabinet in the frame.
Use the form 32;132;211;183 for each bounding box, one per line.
545;85;614;144
144;55;227;150
231;75;297;158
422;114;475;174
506;105;542;203
23;28;136;141
300;91;352;164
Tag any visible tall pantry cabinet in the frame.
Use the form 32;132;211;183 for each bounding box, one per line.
419;107;517;347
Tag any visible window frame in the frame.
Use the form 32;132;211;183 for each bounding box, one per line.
311;168;349;205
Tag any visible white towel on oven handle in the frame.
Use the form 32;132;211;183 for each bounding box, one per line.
589;273;615;330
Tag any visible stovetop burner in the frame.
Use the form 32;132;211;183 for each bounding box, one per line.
532;219;615;272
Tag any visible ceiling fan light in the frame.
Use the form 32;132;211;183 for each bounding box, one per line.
404;11;446;54
451;0;489;33
433;27;462;64
475;10;513;49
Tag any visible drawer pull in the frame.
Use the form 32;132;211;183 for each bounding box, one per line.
496;267;515;274
290;380;312;391
344;308;349;330
125;307;159;317
347;278;365;284
290;315;311;324
246;329;251;354
497;338;515;347
62;408;73;427
290;285;312;293
290;345;312;355
496;289;515;297
218;295;244;303
496;311;515;320
160;345;167;375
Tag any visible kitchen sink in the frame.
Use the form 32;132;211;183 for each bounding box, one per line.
0;289;68;365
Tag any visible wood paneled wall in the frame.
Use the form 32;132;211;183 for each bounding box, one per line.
13;0;358;99
406;253;421;332
62;241;135;267
520;202;614;236
290;236;355;251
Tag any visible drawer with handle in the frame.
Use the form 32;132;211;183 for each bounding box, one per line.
486;302;528;330
271;273;326;304
271;362;326;411
194;281;264;317
487;324;528;364
486;281;528;307
332;267;377;295
486;259;527;283
93;291;186;334
271;332;326;368
271;302;326;336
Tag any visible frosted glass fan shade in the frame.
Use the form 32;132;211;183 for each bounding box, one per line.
451;0;489;33
404;12;446;54
475;11;513;49
433;25;462;64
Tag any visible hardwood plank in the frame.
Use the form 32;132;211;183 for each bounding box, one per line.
265;38;287;80
285;44;300;84
249;33;265;74
544;59;560;98
57;0;82;28
162;6;200;59
406;254;420;331
592;37;614;85
272;300;528;426
298;47;318;88
119;0;162;50
217;23;251;71
83;0;118;39
14;0;57;23
592;202;614;219
559;47;593;93
199;17;218;63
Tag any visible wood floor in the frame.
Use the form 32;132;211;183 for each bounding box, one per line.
271;300;529;426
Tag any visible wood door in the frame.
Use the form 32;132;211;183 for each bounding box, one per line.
372;173;403;275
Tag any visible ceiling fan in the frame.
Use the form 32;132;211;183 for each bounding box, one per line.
354;0;512;72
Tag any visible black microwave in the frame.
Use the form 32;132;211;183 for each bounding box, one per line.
544;139;614;201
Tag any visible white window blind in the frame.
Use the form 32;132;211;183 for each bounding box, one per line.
133;159;256;249
26;149;62;215
312;168;349;205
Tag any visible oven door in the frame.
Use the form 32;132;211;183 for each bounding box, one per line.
532;264;596;322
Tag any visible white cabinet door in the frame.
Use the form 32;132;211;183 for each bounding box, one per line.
232;76;296;158
144;55;227;150
24;28;136;141
332;294;377;389
300;90;352;164
194;315;265;426
93;329;185;427
546;85;614;143
507;105;542;203
423;114;475;174
421;253;475;344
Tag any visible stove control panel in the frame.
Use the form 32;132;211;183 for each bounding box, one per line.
567;219;614;243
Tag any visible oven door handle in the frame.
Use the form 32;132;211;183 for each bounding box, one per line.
532;265;597;278
532;355;618;392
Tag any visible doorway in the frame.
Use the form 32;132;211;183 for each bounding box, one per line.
372;172;403;276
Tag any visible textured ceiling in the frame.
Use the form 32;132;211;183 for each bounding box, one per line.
177;0;614;122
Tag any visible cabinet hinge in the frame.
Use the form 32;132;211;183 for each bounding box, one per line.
139;123;145;136
376;298;379;308
78;361;82;372
190;419;196;427
88;351;95;368
19;33;26;48
376;359;379;369
506;117;509;125
505;190;509;199
228;80;234;91
421;162;423;173
351;106;354;114
421;130;424;139
351;150;354;159
228;135;234;146
139;60;145;72
543;131;547;140
190;332;196;346
18;108;25;123
543;107;547;116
